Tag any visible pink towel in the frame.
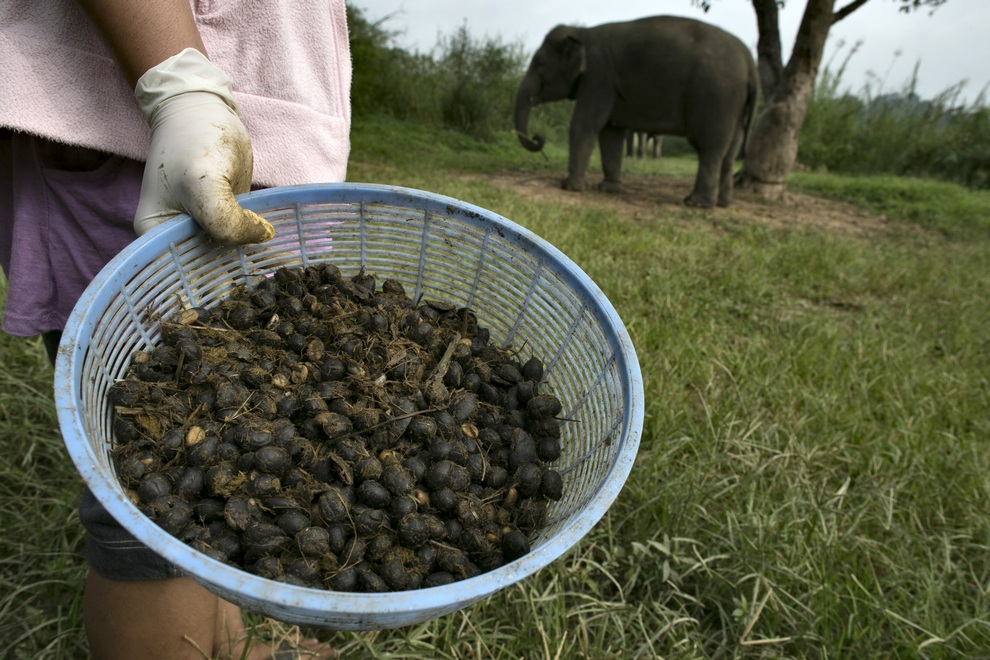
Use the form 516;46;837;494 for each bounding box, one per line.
0;0;351;188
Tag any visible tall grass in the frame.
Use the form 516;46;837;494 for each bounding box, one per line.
348;5;530;141
0;296;89;658
800;41;990;188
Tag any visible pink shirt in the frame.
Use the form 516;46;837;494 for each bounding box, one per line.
0;1;352;336
0;0;352;187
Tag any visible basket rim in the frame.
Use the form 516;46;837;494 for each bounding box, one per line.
54;182;644;621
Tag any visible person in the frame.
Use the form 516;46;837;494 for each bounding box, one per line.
0;0;351;657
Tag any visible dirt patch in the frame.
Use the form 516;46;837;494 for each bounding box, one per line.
465;171;902;238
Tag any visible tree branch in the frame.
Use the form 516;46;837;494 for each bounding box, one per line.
833;0;872;24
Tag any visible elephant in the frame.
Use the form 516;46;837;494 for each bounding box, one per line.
625;130;662;159
514;16;758;208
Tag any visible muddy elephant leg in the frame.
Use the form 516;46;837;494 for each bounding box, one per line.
597;125;625;193
685;150;721;208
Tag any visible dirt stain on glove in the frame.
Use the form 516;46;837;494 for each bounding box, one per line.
200;130;275;245
219;206;275;245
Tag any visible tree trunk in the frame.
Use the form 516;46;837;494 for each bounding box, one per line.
751;0;784;100
739;0;838;200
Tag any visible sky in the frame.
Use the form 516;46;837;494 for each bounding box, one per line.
351;0;990;106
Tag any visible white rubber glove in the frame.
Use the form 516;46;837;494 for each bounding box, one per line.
133;48;274;245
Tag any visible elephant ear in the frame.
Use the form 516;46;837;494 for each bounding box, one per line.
560;34;586;84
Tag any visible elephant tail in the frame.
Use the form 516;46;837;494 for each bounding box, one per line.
738;70;759;159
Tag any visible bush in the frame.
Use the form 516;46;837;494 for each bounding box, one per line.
348;5;439;122
347;6;527;140
799;45;990;189
432;24;527;140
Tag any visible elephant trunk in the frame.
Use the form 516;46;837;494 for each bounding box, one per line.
514;70;546;152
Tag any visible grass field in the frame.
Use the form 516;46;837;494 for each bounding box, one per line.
3;116;990;658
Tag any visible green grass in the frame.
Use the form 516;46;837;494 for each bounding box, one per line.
791;171;990;241
4;116;990;657
0;324;89;659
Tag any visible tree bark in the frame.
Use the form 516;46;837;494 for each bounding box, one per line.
751;0;784;100
739;0;839;200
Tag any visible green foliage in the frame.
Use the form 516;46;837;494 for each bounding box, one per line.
431;24;528;140
347;5;526;140
799;44;990;189
346;4;429;121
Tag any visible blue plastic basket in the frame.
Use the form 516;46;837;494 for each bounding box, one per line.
54;183;644;630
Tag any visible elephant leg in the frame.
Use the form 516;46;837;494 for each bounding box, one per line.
717;131;745;207
685;150;721;208
717;153;735;208
565;93;616;191
564;130;598;191
597;125;626;193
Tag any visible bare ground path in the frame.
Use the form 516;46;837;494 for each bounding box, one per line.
464;171;905;238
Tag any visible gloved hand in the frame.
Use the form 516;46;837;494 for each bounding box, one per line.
133;48;274;245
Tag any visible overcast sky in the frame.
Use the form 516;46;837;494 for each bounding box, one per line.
351;0;989;106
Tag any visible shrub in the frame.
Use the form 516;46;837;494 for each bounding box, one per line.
347;4;429;121
431;24;527;140
799;44;990;188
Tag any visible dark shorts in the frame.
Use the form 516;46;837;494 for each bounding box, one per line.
12;137;184;582
80;487;184;580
